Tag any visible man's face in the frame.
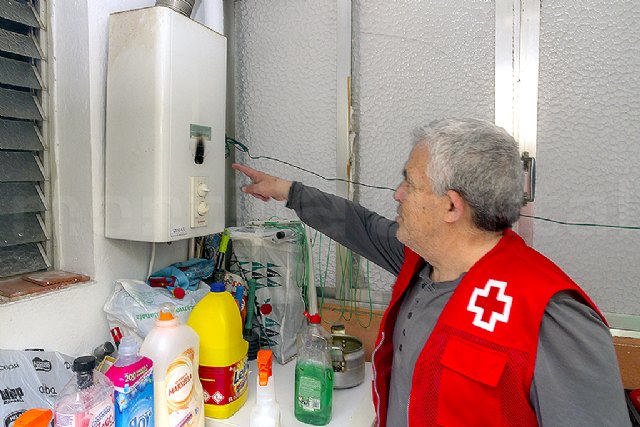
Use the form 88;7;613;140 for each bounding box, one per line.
393;145;447;248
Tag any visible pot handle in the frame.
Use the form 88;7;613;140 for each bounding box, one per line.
331;324;346;335
330;346;346;373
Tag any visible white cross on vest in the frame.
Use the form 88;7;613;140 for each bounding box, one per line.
467;279;513;332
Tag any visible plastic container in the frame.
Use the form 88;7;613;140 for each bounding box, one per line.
140;303;204;427
294;312;333;426
54;356;115;427
15;409;52;427
250;350;280;427
187;282;249;419
105;336;154;427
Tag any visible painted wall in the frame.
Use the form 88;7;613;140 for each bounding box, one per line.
233;1;640;316
233;0;495;298
535;0;640;314
0;0;224;356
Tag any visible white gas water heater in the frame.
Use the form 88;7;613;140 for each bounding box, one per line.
105;5;226;242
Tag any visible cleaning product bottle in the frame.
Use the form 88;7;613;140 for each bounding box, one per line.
250;350;280;427
294;312;334;426
15;409;52;427
105;336;154;427
140;303;204;427
187;282;249;419
54;356;115;427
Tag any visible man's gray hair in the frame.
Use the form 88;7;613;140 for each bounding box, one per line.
414;118;524;231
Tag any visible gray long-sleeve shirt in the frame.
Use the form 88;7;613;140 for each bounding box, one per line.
286;182;630;427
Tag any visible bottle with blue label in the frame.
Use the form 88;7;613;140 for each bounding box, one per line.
105;336;154;427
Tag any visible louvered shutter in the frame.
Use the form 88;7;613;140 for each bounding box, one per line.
0;0;50;278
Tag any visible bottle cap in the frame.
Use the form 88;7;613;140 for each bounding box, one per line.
14;409;53;427
210;282;225;292
304;311;322;324
73;355;96;372
172;287;186;299
257;349;273;386
158;302;176;321
118;335;139;358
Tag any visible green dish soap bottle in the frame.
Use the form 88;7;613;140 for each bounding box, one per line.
294;312;334;425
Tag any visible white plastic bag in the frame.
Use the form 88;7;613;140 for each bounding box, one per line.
229;226;307;364
0;349;74;427
103;279;209;342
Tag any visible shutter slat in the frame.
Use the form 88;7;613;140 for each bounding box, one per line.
0;213;45;246
0;152;43;182
0;1;40;28
0;86;42;120
0;28;41;59
0;182;44;214
0;118;41;150
0;243;47;278
0;56;40;89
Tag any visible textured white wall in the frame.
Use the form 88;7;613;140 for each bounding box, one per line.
0;0;223;355
536;0;640;315
352;0;495;291
233;0;341;293
234;0;495;294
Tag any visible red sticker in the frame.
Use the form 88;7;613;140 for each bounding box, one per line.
199;357;248;405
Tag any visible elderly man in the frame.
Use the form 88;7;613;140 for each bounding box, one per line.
233;118;629;427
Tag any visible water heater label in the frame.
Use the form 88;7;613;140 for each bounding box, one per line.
190;124;211;141
171;226;187;237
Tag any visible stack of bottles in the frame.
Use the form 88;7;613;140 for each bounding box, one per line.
52;279;256;427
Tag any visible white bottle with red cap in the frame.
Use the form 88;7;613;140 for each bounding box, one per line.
140;302;204;427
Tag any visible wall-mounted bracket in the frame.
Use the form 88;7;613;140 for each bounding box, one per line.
522;151;536;204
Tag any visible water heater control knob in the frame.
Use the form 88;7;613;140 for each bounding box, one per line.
197;201;209;216
197;183;210;197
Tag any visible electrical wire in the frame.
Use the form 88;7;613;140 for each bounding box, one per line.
520;214;640;231
229;135;640;232
226;136;396;192
147;243;156;280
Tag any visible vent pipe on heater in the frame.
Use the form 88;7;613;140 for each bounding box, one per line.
155;0;196;18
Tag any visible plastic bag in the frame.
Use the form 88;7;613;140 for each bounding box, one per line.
228;225;307;364
103;279;209;342
0;349;73;427
148;258;214;292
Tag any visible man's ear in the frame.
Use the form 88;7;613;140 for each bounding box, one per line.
443;190;466;223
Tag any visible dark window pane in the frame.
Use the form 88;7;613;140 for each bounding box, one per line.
0;182;44;214
0;119;41;150
0;56;40;89
0;243;47;278
0;213;45;246
0;151;43;181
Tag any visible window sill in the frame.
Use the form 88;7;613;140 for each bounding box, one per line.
0;272;93;305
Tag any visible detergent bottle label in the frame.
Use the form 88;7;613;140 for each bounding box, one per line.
106;358;154;427
199;356;248;405
164;348;199;427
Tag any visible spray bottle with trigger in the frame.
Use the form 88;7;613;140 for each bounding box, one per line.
250;350;280;427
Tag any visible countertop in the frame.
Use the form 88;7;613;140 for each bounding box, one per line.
205;359;375;427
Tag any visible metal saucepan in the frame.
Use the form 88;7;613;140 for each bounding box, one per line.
330;325;365;389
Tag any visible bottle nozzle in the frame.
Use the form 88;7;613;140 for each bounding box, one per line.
257;349;273;386
158;302;176;321
304;311;322;324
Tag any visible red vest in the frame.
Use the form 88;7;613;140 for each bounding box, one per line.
371;229;605;427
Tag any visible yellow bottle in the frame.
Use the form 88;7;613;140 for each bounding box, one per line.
188;282;249;419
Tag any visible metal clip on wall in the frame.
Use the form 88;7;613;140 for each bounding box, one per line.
522;151;536;204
